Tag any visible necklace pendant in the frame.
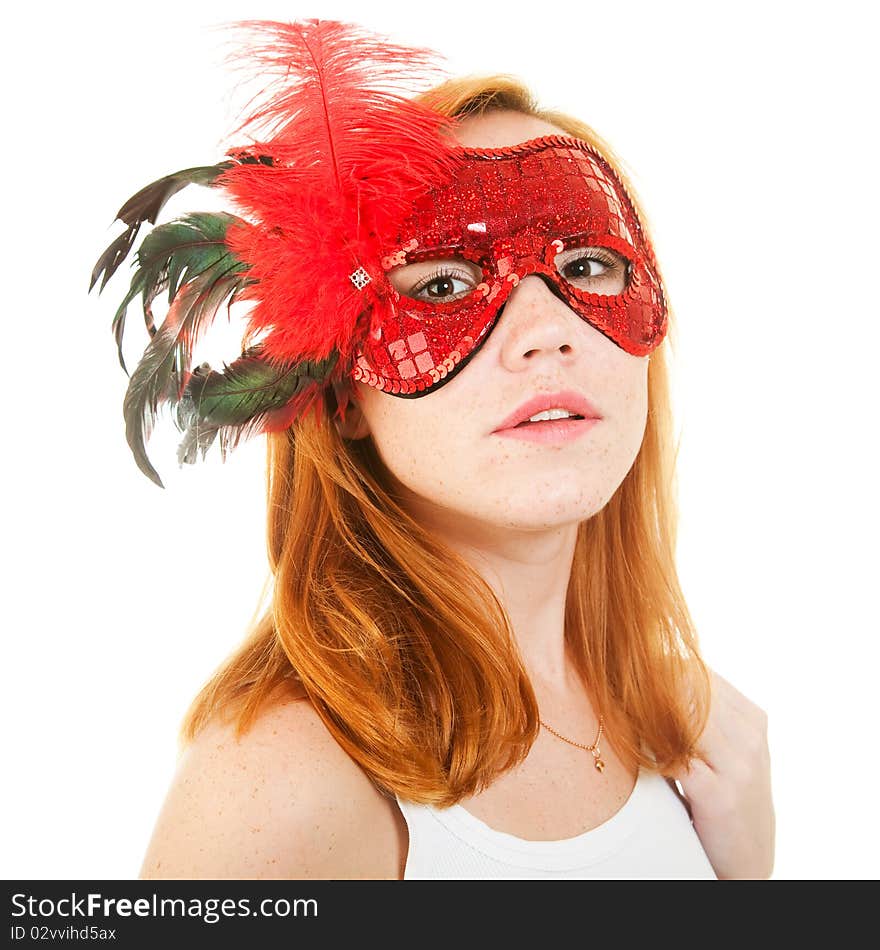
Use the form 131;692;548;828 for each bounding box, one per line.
594;757;605;772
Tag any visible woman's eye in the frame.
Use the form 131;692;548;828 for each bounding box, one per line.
557;246;629;294
564;257;609;278
411;271;474;301
388;259;480;302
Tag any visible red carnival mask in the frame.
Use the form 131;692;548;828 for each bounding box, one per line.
352;134;668;397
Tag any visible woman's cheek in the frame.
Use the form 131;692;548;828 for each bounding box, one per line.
371;411;446;484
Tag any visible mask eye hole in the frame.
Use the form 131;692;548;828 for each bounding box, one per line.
553;244;631;295
387;255;484;303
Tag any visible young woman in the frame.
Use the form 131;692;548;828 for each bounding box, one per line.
92;19;774;880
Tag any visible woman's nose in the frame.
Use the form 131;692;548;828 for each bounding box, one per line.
495;273;580;364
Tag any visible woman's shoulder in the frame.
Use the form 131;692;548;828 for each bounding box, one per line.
139;698;407;880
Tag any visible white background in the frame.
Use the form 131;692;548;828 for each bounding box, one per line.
2;0;877;880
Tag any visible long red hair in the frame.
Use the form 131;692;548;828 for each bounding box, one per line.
179;74;712;807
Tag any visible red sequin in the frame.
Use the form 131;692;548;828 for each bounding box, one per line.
351;135;667;396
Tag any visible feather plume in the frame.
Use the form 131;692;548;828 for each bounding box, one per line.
91;17;464;486
89;163;233;293
216;19;465;366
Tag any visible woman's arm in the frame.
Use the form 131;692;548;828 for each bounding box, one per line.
139;699;404;880
670;668;776;879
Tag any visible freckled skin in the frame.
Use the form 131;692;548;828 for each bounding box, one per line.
338;110;650;544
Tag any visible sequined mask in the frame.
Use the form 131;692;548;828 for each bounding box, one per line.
351;134;667;397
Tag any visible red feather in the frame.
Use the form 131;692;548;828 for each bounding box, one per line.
215;19;464;368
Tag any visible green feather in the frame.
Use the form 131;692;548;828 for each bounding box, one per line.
89;162;233;294
90;151;284;487
122;246;252;488
175;349;339;466
109;212;251;373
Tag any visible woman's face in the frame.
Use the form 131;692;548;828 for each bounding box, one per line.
340;110;651;535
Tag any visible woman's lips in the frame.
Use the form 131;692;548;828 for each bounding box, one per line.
492;417;600;444
493;389;603;431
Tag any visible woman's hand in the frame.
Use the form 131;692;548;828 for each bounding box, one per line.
670;667;776;879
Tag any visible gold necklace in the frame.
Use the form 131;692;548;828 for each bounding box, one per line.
539;715;606;772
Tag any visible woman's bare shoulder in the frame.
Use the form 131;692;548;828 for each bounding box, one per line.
139;698;407;880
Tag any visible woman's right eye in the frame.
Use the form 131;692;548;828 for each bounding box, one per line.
389;259;481;302
411;269;475;301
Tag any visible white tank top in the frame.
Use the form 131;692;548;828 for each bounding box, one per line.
394;767;717;879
